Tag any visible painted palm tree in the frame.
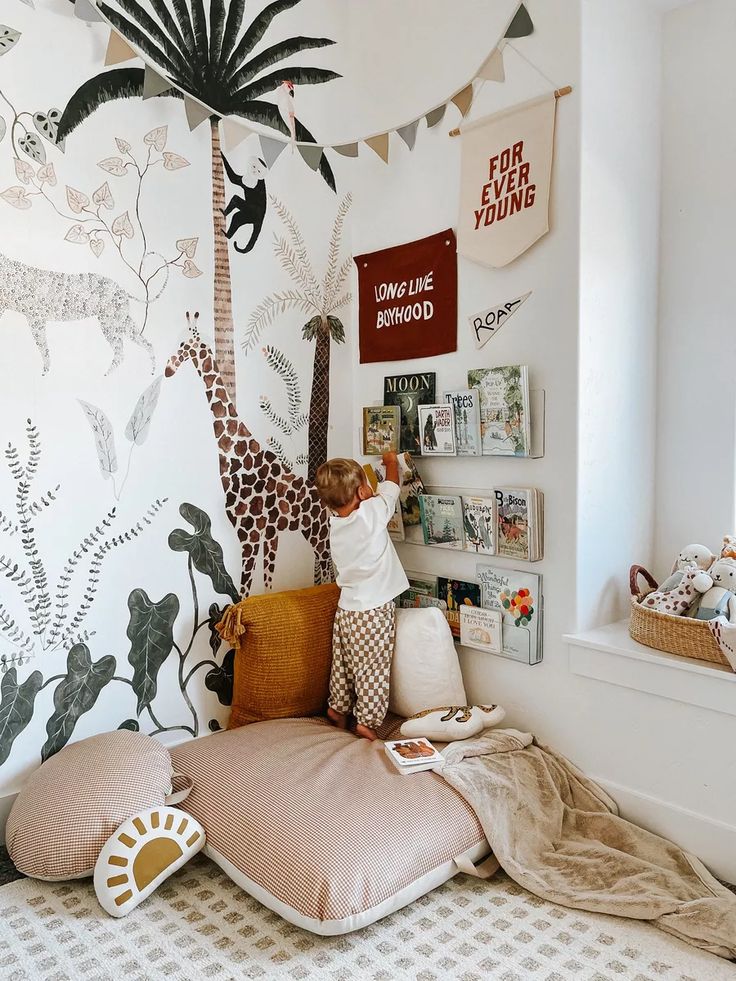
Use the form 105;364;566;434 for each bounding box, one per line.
57;0;341;410
245;193;352;483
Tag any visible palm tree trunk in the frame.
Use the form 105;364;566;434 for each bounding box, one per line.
307;319;330;484
210;119;236;409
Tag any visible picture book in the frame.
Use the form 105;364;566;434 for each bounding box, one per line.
416;595;448;612
459;606;503;654
418;494;464;549
384;737;444;775
495;486;544;561
444;389;482;456
383;372;436;455
417;403;456;456
462;496;495;554
437;577;481;637
363;452;425;526
467;365;530;456
362;405;400;455
398;572;438;608
477;564;543;664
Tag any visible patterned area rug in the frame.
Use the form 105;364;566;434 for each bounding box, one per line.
0;854;734;981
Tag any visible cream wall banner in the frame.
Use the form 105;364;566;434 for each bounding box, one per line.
457;92;557;268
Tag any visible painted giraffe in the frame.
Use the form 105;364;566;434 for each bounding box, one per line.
165;313;333;595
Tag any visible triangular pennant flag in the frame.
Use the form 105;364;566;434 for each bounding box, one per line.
505;3;534;38
397;120;419;151
184;96;211;130
222;118;251;151
451;84;474;117
478;47;505;83
425;105;446;128
260;136;288;168
365;133;389;163
298;144;323;171
105;31;137;66
333;143;359;157
74;0;103;21
469;292;532;350
143;64;172;99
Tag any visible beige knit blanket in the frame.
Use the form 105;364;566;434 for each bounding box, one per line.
439;729;736;960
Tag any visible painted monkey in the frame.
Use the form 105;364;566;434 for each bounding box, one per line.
221;154;268;254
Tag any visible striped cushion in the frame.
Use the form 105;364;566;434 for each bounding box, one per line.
171;717;487;933
6;731;173;880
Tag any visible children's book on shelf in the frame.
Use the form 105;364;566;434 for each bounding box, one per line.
363;452;425;526
459;606;503;654
417;595;448;612
384;372;436;455
384;737;444;775
437;577;481;637
417;403;456;456
418;494;464;549
462;496;496;554
467;365;530;457
495;487;544;561
398;572;438;608
362;405;400;455
477;564;543;664
444;389;482;456
387;496;405;542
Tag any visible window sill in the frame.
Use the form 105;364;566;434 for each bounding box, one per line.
564;619;736;717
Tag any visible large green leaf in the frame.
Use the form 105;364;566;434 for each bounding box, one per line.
98;0;189;76
229;36;336;90
223;0;302;80
168;503;238;602
219;0;246;68
57;68;182;142
41;645;116;762
0;668;43;767
234;66;341;103
204;648;234;705
126;588;179;715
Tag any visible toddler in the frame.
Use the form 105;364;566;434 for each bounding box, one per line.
315;453;409;740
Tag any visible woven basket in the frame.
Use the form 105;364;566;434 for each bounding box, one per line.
629;565;730;667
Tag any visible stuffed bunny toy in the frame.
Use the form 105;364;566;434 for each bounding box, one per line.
693;558;736;622
659;543;715;593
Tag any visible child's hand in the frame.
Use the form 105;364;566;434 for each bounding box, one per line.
382;451;398;466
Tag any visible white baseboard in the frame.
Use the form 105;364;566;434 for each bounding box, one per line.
596;776;736;885
0;792;18;846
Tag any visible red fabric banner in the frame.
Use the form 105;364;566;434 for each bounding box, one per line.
355;229;457;364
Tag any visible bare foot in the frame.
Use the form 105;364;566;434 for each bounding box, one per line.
355;723;378;741
327;707;348;730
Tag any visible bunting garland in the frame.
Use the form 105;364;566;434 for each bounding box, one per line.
71;0;544;175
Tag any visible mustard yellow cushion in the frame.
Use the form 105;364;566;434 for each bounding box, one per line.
218;583;340;727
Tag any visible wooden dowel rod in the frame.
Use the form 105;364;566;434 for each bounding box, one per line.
448;84;573;137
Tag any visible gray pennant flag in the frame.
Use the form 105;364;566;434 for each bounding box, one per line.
298;144;323;171
333;143;359;157
425;105;446;128
184;97;211;131
142;64;172;99
260;136;288;169
506;3;534;38
75;0;103;21
397;120;419;151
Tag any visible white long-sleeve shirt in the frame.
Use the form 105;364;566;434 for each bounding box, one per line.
329;481;409;611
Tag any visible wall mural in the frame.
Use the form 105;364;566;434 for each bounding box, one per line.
0;1;349;783
246;193;352;481
56;0;342;410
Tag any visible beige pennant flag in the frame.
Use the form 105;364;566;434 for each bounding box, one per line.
184;96;211;131
479;47;505;82
452;84;474;117
142;64;172;99
365;133;389;163
105;31;136;66
222;118;251;151
298;144;323;171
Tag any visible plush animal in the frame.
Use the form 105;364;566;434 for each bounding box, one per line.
708;618;736;671
720;535;736;560
658;543;715;592
640;566;713;616
400;704;505;741
693;558;736;622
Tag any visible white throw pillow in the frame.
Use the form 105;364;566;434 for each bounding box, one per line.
389;607;467;717
400;704;506;741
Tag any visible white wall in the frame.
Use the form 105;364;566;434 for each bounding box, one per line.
654;0;736;574
577;0;662;625
351;0;585;750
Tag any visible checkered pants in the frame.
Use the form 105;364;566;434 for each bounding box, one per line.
329;602;396;728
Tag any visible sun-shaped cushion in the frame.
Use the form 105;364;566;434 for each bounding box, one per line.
6;731;174;880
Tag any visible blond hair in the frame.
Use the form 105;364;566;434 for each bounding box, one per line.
315;458;366;509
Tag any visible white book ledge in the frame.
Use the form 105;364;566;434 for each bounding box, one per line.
564;620;736;718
